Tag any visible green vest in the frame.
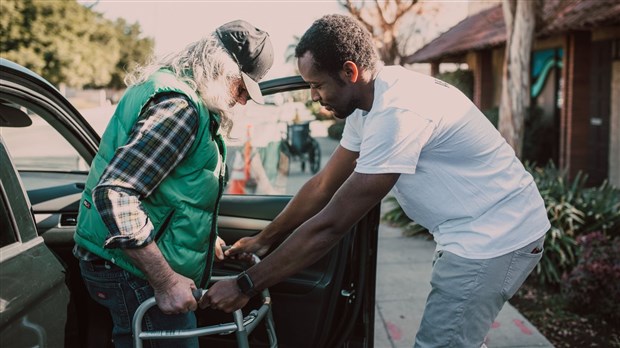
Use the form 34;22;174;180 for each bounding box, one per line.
74;70;227;287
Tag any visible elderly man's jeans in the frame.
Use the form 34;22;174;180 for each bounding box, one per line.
79;259;198;348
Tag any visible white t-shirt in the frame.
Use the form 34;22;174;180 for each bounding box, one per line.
340;66;550;259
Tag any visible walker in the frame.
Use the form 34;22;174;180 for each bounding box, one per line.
132;252;277;348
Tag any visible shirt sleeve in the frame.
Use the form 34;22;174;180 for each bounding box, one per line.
339;115;363;152
354;108;434;175
93;93;199;249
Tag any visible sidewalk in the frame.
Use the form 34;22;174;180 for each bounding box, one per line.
374;223;555;348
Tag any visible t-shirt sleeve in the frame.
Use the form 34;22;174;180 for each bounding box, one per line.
355;109;433;175
339;116;362;152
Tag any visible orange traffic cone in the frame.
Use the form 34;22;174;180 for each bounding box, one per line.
228;125;254;194
228;151;246;194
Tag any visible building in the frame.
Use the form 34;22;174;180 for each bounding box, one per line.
405;0;620;187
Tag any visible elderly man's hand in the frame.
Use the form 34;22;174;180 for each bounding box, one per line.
200;279;249;313
153;272;198;315
214;236;227;261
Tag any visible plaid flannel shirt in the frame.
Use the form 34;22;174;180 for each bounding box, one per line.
92;93;199;249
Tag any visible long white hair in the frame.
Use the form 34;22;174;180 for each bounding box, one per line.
125;33;239;135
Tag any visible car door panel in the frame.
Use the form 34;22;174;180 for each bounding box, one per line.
217;194;345;292
0;140;70;348
202;193;379;348
0;241;70;348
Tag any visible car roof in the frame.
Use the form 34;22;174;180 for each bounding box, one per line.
0;58;58;91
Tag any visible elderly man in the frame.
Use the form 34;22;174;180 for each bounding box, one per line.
73;20;273;347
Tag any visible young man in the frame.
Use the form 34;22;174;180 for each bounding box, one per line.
73;20;273;347
206;14;549;347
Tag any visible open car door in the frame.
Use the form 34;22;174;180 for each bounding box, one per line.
199;76;379;348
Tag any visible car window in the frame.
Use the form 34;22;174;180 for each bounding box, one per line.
224;88;340;195
0;103;89;172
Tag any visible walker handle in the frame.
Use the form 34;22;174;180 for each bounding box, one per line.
192;288;207;302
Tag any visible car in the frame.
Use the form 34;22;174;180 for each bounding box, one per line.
0;58;379;348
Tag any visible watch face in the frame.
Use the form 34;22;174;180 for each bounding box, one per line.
237;272;254;294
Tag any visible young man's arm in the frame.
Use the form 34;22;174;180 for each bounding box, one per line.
226;145;359;255
206;168;400;312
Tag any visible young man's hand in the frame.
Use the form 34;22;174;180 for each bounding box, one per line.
224;235;270;259
201;279;249;312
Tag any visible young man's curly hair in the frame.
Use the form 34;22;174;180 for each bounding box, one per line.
295;14;379;79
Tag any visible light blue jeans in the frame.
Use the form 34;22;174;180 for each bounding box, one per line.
79;259;198;348
414;235;545;348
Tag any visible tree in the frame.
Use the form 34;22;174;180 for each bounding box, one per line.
340;0;439;65
498;0;537;158
108;18;155;90
0;0;153;89
284;35;301;70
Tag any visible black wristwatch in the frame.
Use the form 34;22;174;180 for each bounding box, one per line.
236;271;258;297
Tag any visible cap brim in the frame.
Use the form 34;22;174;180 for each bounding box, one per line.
241;72;264;104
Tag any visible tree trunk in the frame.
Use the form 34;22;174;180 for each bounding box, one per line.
499;0;536;158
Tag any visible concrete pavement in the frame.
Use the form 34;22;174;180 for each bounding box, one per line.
373;223;555;348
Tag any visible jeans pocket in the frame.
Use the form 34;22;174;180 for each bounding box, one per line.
432;250;444;267
132;282;160;332
501;241;544;300
83;277;131;330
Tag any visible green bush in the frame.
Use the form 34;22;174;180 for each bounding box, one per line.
526;162;619;286
527;162;582;285
482;107;499;128
381;196;429;237
436;70;473;99
561;231;620;325
579;180;620;239
529;162;620;238
327;121;345;140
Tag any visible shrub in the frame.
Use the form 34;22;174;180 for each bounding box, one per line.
381;196;429;237
529;162;620;239
327;121;345;140
482;107;499;128
436;69;473;99
528;162;583;285
578;180;620;239
561;232;620;325
527;162;620;286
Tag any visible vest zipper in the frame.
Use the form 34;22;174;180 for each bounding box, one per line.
199;134;226;289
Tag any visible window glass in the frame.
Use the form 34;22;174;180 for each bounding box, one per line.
0;104;89;172
224;89;339;195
